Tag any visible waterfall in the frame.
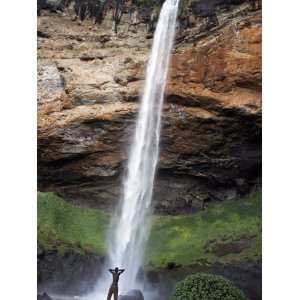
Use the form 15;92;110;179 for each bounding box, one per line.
89;0;180;298
108;0;179;293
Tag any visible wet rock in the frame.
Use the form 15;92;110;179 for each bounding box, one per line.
37;243;44;259
166;262;181;270
119;289;144;300
127;290;144;299
37;248;104;295
37;292;52;300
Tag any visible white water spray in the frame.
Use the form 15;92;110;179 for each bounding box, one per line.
88;0;180;298
108;0;180;292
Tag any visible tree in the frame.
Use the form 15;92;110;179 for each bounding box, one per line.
112;0;125;33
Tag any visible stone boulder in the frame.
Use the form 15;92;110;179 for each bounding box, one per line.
37;249;104;295
118;289;144;300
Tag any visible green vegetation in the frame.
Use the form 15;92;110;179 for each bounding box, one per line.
146;192;261;268
38;192;261;267
169;272;248;300
38;192;109;255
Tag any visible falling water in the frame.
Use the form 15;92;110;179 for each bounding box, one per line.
106;0;179;295
84;1;180;299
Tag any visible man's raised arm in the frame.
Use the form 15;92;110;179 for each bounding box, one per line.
109;269;114;273
118;269;125;274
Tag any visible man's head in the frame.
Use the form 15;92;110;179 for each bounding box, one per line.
115;267;119;272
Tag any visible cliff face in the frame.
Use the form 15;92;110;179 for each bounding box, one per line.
38;3;261;213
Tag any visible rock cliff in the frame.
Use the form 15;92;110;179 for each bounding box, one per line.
38;2;261;213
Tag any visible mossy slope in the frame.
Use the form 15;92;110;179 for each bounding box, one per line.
146;192;261;268
38;192;109;254
38;192;261;267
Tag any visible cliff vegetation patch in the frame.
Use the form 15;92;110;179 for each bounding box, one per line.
38;191;261;267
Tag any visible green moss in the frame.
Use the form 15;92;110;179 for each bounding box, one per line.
37;192;109;255
146;192;262;268
38;192;261;266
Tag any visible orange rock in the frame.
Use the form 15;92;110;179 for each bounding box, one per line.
37;10;261;213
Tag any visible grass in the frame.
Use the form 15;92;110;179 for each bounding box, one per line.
38;192;261;267
146;192;261;269
38;192;109;255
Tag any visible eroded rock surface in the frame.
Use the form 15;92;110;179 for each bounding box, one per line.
37;292;53;300
38;4;261;213
37;246;104;295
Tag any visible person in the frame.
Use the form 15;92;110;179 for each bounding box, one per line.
107;267;125;300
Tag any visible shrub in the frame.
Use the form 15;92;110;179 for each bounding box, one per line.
169;272;248;300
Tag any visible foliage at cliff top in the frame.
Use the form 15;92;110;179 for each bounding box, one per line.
38;191;261;266
169;272;248;300
135;0;162;8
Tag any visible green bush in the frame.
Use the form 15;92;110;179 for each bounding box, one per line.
169;273;248;300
